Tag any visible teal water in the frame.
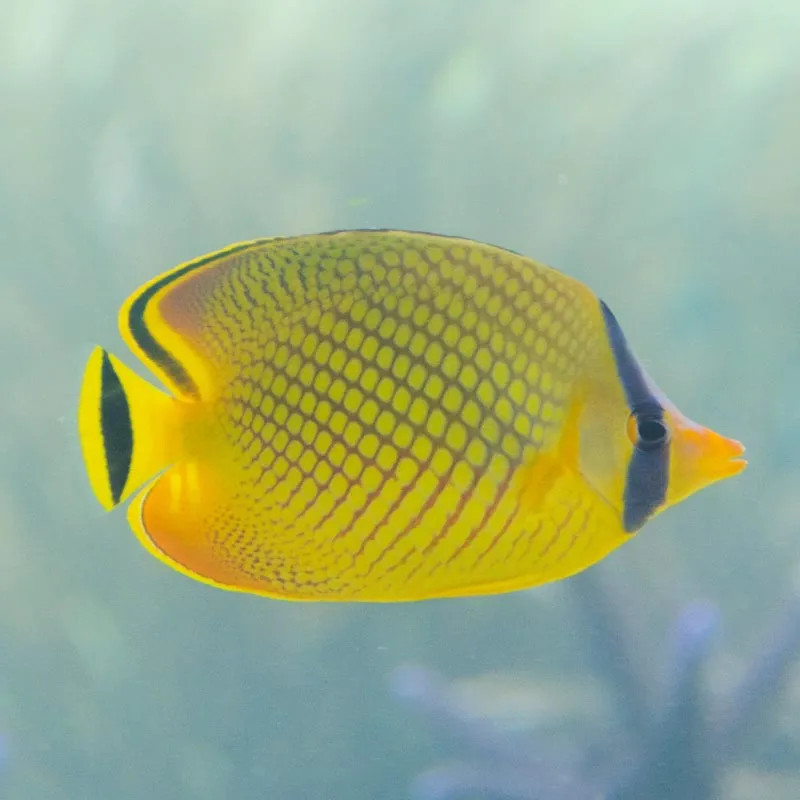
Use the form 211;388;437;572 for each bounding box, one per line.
1;2;799;798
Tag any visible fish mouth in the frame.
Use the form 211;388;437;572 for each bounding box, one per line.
713;436;747;479
725;439;747;477
669;415;748;490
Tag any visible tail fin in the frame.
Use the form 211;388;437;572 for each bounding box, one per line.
78;347;178;509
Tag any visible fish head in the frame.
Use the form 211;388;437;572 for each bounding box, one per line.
576;378;746;533
574;301;746;532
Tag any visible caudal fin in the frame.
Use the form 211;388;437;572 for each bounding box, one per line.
78;347;178;509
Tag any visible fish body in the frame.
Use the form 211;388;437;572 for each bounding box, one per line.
78;230;745;600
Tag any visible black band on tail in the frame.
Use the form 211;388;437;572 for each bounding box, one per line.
100;351;133;504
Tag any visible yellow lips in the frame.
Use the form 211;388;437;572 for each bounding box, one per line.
712;434;747;478
667;411;747;506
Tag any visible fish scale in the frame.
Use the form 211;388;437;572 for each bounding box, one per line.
78;230;746;600
167;233;597;595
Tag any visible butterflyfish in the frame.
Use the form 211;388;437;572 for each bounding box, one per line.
78;231;746;601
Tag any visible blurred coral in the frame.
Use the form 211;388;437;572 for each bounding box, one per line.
392;568;800;799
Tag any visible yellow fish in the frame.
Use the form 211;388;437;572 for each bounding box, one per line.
78;231;745;601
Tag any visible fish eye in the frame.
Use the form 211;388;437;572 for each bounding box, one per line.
627;411;669;451
638;416;667;445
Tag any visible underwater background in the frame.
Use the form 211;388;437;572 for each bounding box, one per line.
2;1;799;797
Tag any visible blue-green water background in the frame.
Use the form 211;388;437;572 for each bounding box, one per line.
2;2;799;797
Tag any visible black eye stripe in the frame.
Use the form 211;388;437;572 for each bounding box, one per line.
622;447;669;532
599;301;654;410
631;400;662;418
599;300;669;533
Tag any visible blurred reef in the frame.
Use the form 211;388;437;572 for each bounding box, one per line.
392;565;800;799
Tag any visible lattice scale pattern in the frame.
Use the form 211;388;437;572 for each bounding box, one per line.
145;231;609;599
